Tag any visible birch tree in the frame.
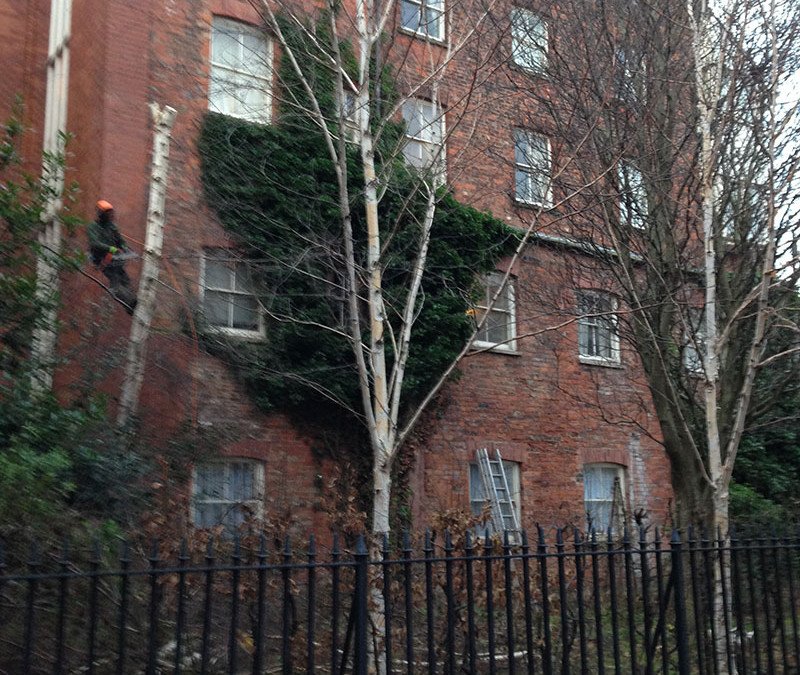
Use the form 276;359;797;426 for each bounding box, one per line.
197;7;538;669
223;0;526;543
117;103;177;428
511;0;800;530
686;0;799;532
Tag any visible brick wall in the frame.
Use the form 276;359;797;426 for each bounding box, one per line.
2;0;674;535
412;245;672;529
0;0;48;169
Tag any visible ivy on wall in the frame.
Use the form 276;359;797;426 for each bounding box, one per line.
197;18;518;434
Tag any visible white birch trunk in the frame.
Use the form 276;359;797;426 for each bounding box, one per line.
352;2;392;671
690;3;731;671
352;0;393;541
689;0;726;531
117;104;177;428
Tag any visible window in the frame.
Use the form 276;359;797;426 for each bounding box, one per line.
209;17;272;123
715;178;768;239
511;8;548;73
577;290;619;363
193;460;264;532
472;272;516;352
401;0;444;40
338;90;359;141
469;460;521;528
202;252;264;339
614;47;645;101
583;463;625;533
617;161;647;229
514;129;551;206
402;99;445;176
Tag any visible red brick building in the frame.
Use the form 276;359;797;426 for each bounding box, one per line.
1;0;672;535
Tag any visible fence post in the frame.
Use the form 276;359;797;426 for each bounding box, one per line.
146;537;160;675
309;534;318;675
254;535;267;675
282;536;293;675
670;530;691;675
117;539;131;673
538;525;553;675
465;532;477;675
55;539;69;675
354;534;369;675
22;541;38;675
425;529;437;675
229;535;242;674
445;530;456;675
88;539;101;675
380;534;392;675
402;531;415;675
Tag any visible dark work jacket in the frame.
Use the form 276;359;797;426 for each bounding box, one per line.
87;219;128;264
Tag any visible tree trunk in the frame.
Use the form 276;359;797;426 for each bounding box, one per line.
668;462;713;529
690;4;731;671
117;103;177;428
368;463;391;675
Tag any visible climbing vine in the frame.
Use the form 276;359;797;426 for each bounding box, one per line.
197;18;517;450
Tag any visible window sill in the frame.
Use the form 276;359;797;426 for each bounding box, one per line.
514;197;551;211
579;355;623;369
206;108;272;126
620;219;646;232
510;61;548;78
398;27;447;46
471;341;521;356
206;326;266;342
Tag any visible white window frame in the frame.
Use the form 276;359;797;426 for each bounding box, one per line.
201;251;265;340
511;8;548;73
338;90;360;142
192;459;265;532
615;47;646;101
400;0;445;41
514;129;551;207
209;16;272;123
577;290;620;365
583;463;626;533
402;98;446;179
617;161;647;230
469;460;521;526
472;272;517;353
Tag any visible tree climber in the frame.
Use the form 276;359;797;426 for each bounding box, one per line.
88;200;138;314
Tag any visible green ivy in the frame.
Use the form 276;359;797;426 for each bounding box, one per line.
197;19;518;438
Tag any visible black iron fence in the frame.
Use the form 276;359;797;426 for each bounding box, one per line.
1;526;798;674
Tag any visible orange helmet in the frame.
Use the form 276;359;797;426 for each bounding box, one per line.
96;199;114;212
